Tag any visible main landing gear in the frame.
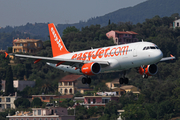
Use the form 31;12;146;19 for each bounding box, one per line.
82;77;91;84
119;71;129;84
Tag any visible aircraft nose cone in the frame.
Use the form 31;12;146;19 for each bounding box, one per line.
155;50;163;60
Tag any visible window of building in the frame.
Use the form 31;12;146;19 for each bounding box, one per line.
20;43;23;46
64;82;68;86
6;98;10;102
51;118;54;120
56;118;59;120
39;118;42;120
6;104;11;108
88;98;91;104
45;118;48;120
0;98;1;102
177;22;179;26
42;97;46;100
102;99;110;103
21;119;24;120
65;89;68;94
34;110;37;115
59;82;62;86
38;109;41;115
93;98;96;104
33;118;36;120
50;97;53;100
60;88;63;93
38;43;41;47
19;49;22;52
69;89;72;94
69;82;72;85
26;119;29;120
16;119;19;120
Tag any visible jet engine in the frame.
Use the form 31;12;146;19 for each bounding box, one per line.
138;64;158;77
81;62;101;76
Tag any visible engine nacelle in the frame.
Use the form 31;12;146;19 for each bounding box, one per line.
138;64;158;76
81;62;101;76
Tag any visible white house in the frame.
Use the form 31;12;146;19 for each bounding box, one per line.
173;19;180;28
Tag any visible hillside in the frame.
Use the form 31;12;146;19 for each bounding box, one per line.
0;0;180;50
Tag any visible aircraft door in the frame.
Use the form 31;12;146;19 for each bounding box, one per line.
133;44;139;57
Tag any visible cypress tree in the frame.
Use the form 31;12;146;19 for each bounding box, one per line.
5;65;14;95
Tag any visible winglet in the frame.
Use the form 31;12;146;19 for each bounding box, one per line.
5;52;8;58
48;23;70;57
170;54;174;60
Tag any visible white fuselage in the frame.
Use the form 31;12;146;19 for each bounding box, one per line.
47;41;163;75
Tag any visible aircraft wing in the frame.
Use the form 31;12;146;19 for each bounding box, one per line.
15;54;110;65
160;54;175;62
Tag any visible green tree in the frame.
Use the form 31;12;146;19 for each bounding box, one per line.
63;26;79;35
31;97;43;107
5;65;14;95
14;98;30;108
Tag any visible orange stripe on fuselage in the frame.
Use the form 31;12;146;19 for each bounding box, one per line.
71;45;129;61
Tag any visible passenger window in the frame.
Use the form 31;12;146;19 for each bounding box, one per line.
143;47;146;50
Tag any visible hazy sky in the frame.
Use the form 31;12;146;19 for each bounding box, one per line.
0;0;147;27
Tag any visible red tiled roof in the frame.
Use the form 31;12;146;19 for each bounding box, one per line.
114;30;138;35
59;74;82;82
58;95;74;99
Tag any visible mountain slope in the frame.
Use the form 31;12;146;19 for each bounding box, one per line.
0;0;180;42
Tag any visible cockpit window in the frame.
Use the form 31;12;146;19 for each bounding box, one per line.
150;46;156;49
146;47;150;50
143;46;159;50
156;46;159;49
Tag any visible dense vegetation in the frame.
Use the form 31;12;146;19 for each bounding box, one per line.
0;14;180;119
0;0;180;50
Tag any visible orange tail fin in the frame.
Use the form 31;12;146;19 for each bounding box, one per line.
48;23;70;57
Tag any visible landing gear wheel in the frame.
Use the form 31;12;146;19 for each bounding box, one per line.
82;77;87;84
87;77;91;84
142;74;148;79
124;78;129;84
119;78;124;84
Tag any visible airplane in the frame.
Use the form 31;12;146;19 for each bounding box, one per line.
13;23;175;84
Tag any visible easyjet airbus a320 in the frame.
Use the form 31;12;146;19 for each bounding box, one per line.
14;23;175;84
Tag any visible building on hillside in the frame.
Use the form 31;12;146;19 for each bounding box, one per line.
106;78;120;89
0;49;6;54
120;85;140;94
6;107;75;120
1;80;35;92
32;94;74;103
117;110;125;120
82;95;119;108
12;38;43;53
106;30;138;45
0;92;18;111
111;88;126;96
58;74;93;95
173;18;180;28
